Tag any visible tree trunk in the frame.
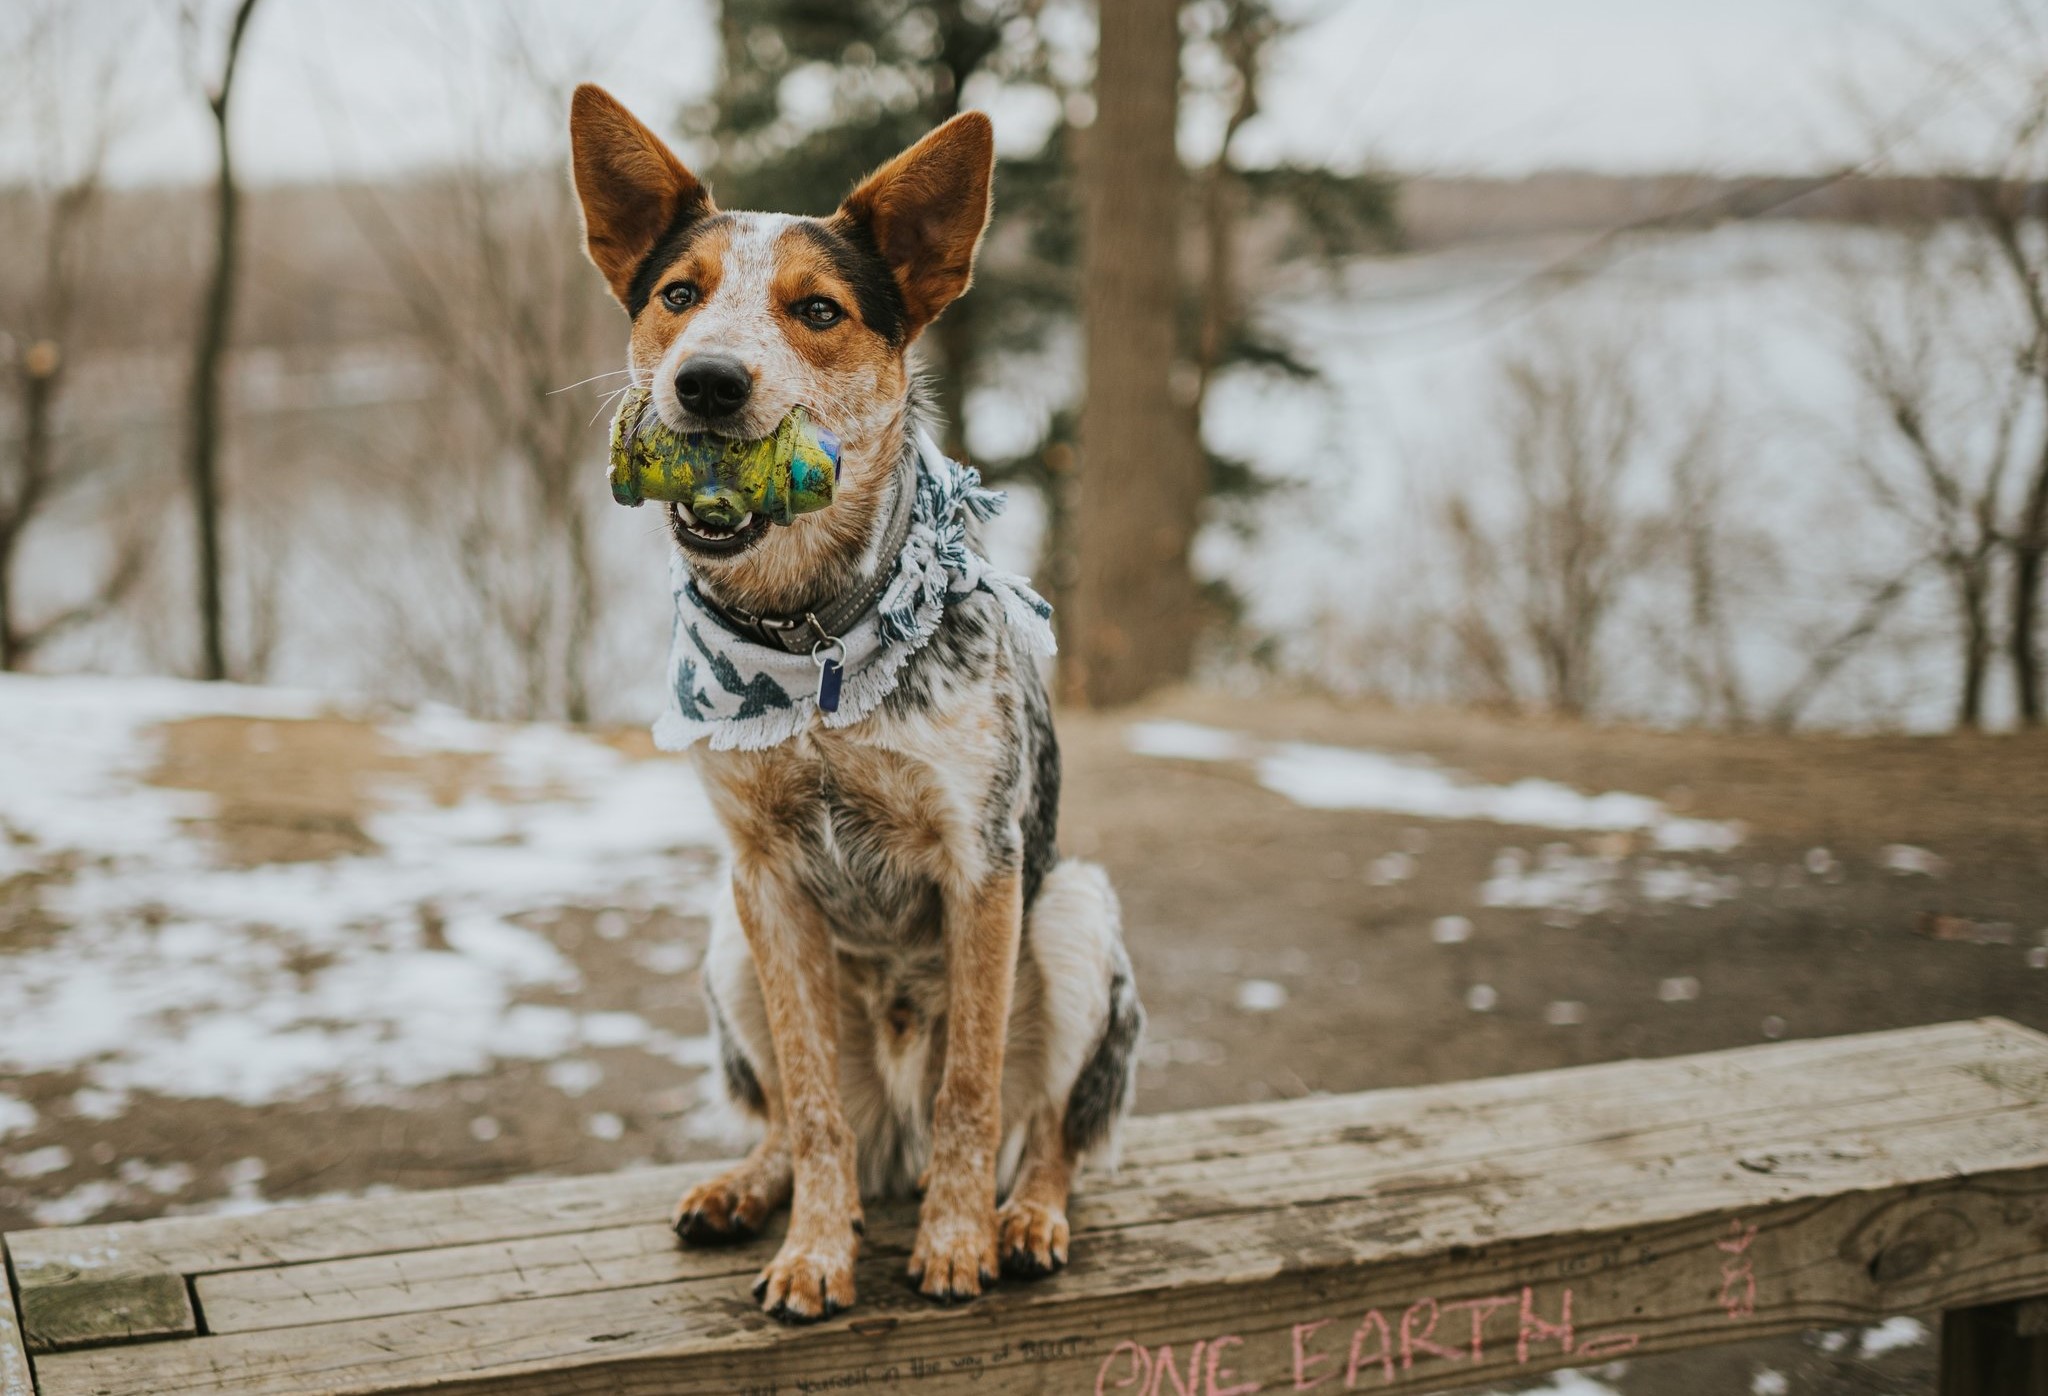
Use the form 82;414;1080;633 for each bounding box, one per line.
1069;0;1199;707
185;0;263;682
1959;563;1993;730
2013;464;2047;726
0;345;60;671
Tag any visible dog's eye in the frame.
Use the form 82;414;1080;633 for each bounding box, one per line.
660;282;698;312
795;296;844;328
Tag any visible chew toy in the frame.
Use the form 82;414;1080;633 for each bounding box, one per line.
607;387;840;528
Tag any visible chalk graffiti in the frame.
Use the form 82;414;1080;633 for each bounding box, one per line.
1716;1219;1759;1321
1094;1285;1641;1394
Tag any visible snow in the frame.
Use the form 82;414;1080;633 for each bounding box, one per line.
1858;1315;1929;1359
0;1095;36;1142
1234;979;1289;1012
0;674;725;1110
1482;846;1745;917
1127;721;1744;851
1880;844;1949;877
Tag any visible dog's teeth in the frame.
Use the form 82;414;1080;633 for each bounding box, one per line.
734;513;752;529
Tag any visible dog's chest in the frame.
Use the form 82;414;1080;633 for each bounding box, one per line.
707;724;994;952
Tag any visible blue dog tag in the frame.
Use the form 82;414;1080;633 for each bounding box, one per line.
813;640;845;714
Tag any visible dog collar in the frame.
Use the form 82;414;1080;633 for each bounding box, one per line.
692;458;918;658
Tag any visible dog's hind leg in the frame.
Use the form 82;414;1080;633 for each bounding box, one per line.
672;892;794;1245
997;859;1143;1277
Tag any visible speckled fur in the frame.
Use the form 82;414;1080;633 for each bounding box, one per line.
569;86;1142;1321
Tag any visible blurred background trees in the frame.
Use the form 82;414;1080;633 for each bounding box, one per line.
1;0;2044;733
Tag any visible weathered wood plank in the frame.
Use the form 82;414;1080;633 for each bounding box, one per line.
10;1015;2034;1311
192;1032;2046;1334
1;1243;36;1396
35;1167;2048;1395
10;1249;195;1354
29;1019;2048;1396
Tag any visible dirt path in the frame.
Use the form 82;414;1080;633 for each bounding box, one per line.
5;681;2043;1393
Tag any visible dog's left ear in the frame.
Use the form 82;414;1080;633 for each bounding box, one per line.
833;112;994;340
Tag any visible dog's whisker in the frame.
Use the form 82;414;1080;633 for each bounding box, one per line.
549;368;639;395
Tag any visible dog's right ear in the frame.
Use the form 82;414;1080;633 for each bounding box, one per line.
569;84;714;307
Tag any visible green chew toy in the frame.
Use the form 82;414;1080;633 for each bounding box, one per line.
607;386;841;528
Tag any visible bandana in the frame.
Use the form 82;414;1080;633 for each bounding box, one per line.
652;429;1056;752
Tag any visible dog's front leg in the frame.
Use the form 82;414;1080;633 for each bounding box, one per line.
911;867;1022;1300
733;867;863;1322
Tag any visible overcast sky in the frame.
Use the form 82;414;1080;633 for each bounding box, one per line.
0;0;2027;189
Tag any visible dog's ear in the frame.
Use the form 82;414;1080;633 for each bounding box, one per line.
569;84;714;307
833;112;994;340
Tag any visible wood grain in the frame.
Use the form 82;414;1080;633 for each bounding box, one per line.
0;1246;34;1396
13;1017;2048;1396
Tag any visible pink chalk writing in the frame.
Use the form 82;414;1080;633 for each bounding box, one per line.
1105;1284;1643;1394
1716;1219;1759;1321
1095;1335;1265;1396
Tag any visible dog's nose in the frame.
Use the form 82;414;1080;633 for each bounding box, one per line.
674;355;753;418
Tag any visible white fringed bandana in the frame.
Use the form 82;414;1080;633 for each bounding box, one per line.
652;429;1055;753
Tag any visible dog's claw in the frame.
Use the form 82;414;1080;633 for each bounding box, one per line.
996;1198;1070;1281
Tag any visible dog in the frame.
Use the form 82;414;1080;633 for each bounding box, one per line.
568;86;1143;1322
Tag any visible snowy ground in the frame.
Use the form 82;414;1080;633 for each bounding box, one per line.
5;676;2036;1392
0;673;734;1224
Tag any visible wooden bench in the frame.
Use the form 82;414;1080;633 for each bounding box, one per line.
6;1017;2047;1395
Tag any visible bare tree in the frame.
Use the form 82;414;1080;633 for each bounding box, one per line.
1440;332;1662;718
1849;0;2048;724
0;3;148;670
334;14;632;723
1840;226;2032;728
179;0;264;681
1070;0;1201;706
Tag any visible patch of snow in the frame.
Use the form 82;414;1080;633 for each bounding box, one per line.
1235;979;1289;1012
118;1159;194;1196
1125;722;1744;851
30;1180;131;1227
1466;983;1499;1012
545;1059;605;1097
469;1116;501;1142
1546;1000;1587;1026
0;674;727;1108
1880;844;1948;877
1482;845;1744;916
68;1088;129;1121
1658;976;1702;1003
1367;851;1416;885
1125;720;1259;763
1858;1315;1929;1358
1751;1370;1790;1396
585;1111;626;1141
1431;915;1473;944
0;1094;36;1142
4;1144;72;1179
634;940;699;975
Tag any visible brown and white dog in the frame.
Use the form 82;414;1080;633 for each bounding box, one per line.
568;87;1142;1322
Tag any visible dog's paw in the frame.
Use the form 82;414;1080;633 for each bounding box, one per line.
908;1209;999;1302
672;1171;781;1247
996;1198;1069;1279
752;1230;859;1324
